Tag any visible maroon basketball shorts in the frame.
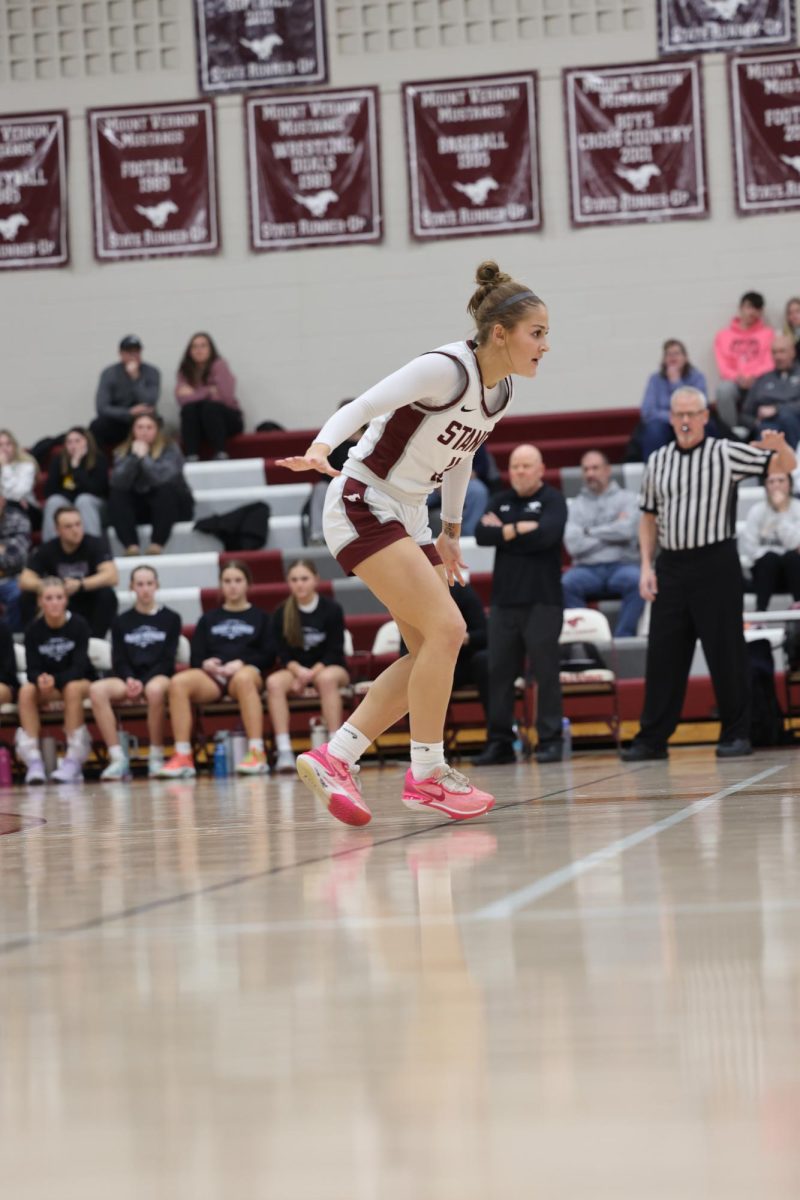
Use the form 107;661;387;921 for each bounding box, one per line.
323;475;443;575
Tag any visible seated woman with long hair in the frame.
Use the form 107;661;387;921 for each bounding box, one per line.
15;577;94;784
740;472;800;610
159;560;274;778
266;558;349;773
90;564;181;781
108;413;193;555
175;332;243;461
42;426;109;541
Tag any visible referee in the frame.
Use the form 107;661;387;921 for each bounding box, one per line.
622;386;796;761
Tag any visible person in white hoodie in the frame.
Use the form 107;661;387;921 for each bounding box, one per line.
739;472;800;611
562;449;644;637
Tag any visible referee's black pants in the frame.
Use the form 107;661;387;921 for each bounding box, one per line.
635;540;750;749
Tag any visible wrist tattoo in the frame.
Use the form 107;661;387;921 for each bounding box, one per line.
442;521;460;539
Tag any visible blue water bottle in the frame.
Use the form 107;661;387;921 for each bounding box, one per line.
213;734;229;778
562;717;573;760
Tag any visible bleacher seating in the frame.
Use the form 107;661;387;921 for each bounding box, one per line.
13;408;787;764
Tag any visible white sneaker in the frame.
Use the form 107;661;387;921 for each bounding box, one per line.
274;749;297;774
25;757;46;785
101;757;131;781
51;756;84;784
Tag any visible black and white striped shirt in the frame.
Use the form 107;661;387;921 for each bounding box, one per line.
640;438;772;551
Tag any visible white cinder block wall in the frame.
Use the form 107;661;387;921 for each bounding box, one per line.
1;0;798;446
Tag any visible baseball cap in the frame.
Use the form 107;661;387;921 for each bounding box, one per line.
119;334;142;351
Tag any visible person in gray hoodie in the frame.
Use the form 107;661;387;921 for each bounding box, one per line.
108;414;193;555
562;449;644;637
739;471;800;610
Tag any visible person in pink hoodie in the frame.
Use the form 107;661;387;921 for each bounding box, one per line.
175;331;243;461
714;291;774;432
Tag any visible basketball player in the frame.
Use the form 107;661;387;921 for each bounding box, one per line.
277;261;549;825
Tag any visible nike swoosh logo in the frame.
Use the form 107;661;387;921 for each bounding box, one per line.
460;406;476;413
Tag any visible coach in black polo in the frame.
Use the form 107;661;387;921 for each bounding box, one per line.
622;386;796;761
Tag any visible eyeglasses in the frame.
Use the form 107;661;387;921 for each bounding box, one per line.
672;410;705;419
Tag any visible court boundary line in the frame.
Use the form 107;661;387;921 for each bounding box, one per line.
0;761;650;957
472;763;786;921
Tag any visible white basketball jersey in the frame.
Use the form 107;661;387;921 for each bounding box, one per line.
342;340;512;505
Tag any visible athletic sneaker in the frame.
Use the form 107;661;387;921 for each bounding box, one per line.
296;743;371;827
158;752;196;780
100;757;131;782
148;756;164;779
402;764;495;821
51;756;84;784
273;749;297;774
236;749;268;776
25;757;46;785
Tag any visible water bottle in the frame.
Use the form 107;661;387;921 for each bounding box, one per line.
309;719;328;750
213;734;229;778
512;723;523;761
0;746;12;788
562;717;573;760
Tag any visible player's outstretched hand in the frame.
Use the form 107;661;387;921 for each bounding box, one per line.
275;442;340;477
436;531;467;587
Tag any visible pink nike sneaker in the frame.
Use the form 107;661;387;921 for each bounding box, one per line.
296;743;371;827
402;764;495;821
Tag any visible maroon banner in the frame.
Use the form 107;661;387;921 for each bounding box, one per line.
402;73;541;240
0;112;68;271
658;0;794;55
730;50;800;215
245;88;382;251
195;0;327;94
88;101;219;262
564;62;708;227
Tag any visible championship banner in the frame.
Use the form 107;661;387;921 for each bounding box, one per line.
564;61;708;227
402;73;541;240
88;101;219;262
730;50;800;215
195;0;327;94
245;87;382;251
658;0;794;55
0;111;68;271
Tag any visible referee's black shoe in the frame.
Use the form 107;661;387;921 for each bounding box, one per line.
715;738;753;758
620;740;668;762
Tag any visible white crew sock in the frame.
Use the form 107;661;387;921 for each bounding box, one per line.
410;740;446;781
149;745;164;760
67;725;90;764
276;732;292;753
109;744;125;763
248;738;264;753
175;741;192;756
15;728;41;766
327;722;371;768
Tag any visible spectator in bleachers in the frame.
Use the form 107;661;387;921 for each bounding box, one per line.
0;617;18;708
785;297;800;362
740;333;800;444
266;558;349;773
0;429;39;526
175;332;243;462
15;577;94;784
714;291;774;433
108;414;194;556
90;564;181;781
42;426;109;542
90;335;160;450
20;506;118;637
739;472;800;611
562;449;644;637
159;559;274;779
0;490;31;631
639;340;708;460
474;443;568;765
